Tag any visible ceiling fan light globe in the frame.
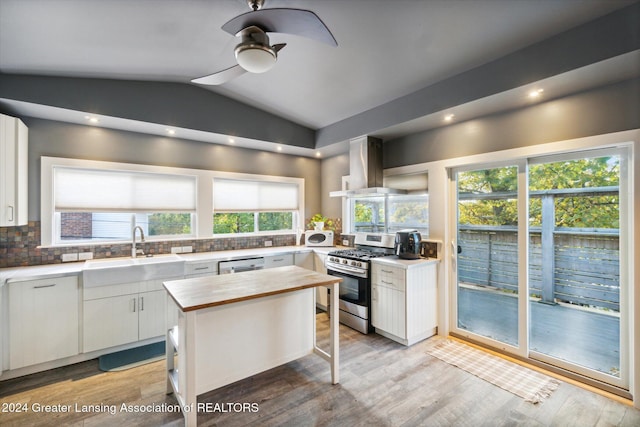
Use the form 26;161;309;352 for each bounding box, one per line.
235;45;277;73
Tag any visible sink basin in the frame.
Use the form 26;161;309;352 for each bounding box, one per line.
84;254;183;269
83;254;185;287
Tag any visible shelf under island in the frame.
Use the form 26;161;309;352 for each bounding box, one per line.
163;265;342;426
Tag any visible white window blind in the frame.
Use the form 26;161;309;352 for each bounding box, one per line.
54;167;196;212
213;178;299;211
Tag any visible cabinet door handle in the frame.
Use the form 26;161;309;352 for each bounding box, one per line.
381;280;394;286
140;296;144;311
273;258;284;262
194;266;209;271
33;283;56;289
8;205;14;222
381;269;393;274
132;298;136;312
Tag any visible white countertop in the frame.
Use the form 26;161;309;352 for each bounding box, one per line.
372;256;440;269
0;245;340;286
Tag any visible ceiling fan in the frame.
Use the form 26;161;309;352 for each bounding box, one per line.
191;0;337;85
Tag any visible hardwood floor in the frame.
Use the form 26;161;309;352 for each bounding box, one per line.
1;313;639;426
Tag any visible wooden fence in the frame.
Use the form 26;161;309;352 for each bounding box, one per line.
458;226;620;311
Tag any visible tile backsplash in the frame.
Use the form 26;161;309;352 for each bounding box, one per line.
0;221;296;268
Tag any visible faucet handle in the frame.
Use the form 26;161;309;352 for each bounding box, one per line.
136;248;145;256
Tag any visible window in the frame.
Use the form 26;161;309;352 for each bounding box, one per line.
41;157;305;245
51;165;196;244
212;178;299;234
351;194;428;234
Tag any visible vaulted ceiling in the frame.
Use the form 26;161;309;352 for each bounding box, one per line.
0;0;638;156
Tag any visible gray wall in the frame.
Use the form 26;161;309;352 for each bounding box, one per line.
24;118;322;221
320;153;349;220
383;78;640;168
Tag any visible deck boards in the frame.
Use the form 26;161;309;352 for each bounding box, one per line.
1;313;638;426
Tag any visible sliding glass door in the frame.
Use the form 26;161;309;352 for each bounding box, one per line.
450;148;628;389
453;162;526;349
528;151;626;387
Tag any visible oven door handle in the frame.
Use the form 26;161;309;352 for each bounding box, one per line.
326;263;368;279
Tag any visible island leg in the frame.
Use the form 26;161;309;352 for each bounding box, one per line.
329;281;340;384
182;311;197;426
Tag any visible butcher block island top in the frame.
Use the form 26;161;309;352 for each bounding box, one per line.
163;265;341;312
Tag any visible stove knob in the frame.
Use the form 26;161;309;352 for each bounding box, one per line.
350;261;357;266
356;261;362;268
342;259;348;264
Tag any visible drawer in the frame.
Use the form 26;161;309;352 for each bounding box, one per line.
185;261;217;276
373;264;405;290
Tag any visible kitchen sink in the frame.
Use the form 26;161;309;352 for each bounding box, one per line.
83;254;185;287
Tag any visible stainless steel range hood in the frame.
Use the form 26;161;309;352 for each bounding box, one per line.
330;136;407;197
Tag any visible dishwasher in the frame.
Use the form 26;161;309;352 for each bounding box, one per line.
218;257;265;274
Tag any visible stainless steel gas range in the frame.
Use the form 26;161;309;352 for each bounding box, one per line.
325;233;395;334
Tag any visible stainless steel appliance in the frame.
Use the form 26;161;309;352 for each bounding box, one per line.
305;230;334;247
395;229;422;259
325;233;395;334
218;257;264;274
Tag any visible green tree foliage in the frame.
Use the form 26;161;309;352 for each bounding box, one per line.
213;213;254;234
457;157;619;228
458;166;518;226
258;212;293;231
529;157;619;228
212;212;293;234
148;213;191;235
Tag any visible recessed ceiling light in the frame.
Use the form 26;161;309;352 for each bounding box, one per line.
84;115;99;124
228;138;235;144
276;146;283;152
166;128;176;135
529;88;544;98
315;151;322;158
444;114;455;122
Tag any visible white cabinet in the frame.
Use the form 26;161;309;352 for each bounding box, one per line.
294;251;314;270
313;252;328;309
371;260;437;346
0;114;28;226
184;260;217;278
264;253;294;269
9;276;79;369
83;279;174;353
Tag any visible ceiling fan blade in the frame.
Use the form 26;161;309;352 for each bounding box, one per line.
191;64;247;85
273;43;286;53
222;8;337;47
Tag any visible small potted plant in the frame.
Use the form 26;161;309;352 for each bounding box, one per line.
308;213;328;231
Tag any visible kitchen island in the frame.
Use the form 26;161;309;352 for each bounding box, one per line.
163;265;341;426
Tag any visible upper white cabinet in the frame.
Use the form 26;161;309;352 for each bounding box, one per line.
0;114;28;226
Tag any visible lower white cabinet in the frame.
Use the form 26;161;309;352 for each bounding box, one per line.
83;279;173;353
264;253;294;269
9;276;79;369
371;261;437;346
294;251;314;270
184;260;217;278
313;252;328;309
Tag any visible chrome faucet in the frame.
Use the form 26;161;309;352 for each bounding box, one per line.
132;225;145;258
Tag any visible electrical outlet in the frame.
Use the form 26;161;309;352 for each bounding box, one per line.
78;252;94;260
182;246;193;253
264;240;273;247
62;253;79;262
171;247;181;254
342;239;349;246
